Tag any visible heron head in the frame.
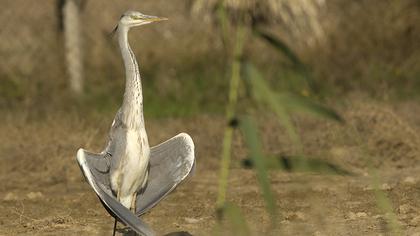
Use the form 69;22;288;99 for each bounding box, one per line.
119;11;167;28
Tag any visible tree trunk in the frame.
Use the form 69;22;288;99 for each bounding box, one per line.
63;0;84;94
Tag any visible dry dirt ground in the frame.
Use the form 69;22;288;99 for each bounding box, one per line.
2;99;420;235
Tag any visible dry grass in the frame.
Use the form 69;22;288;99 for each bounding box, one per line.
190;0;327;47
2;98;420;235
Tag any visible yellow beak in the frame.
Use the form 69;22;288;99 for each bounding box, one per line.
148;17;168;22
134;16;168;22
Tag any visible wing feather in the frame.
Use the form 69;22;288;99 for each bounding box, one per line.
135;133;195;215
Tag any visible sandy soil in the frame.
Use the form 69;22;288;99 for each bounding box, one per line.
2;99;420;235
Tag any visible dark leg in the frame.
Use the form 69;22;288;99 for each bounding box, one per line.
112;218;117;236
113;188;120;236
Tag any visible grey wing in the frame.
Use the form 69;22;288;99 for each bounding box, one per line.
77;149;156;236
136;133;196;216
76;149;111;189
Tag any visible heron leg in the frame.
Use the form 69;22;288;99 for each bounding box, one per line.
112;189;121;236
130;192;137;213
112;218;117;236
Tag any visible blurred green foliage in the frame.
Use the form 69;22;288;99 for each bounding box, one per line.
240;116;278;221
0;78;24;103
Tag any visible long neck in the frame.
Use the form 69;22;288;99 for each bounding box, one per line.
118;26;145;130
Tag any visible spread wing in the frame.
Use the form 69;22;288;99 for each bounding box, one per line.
136;133;195;216
77;149;155;236
77;150;111;190
76;132;195;232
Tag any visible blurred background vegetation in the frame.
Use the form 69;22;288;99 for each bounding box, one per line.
1;0;419;118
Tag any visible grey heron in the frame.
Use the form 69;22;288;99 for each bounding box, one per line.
76;11;195;236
